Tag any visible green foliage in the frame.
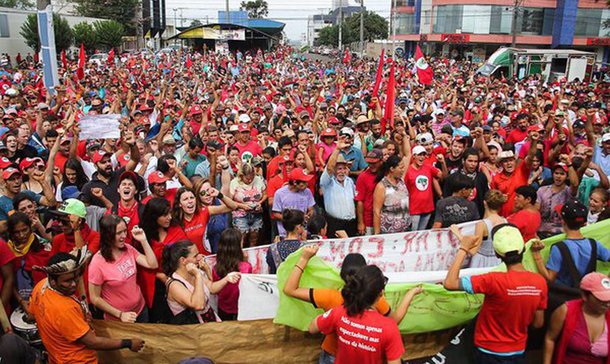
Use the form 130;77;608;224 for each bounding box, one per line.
0;0;33;9
72;22;97;53
73;0;139;35
317;11;388;46
189;19;203;28
239;0;268;18
93;20;124;50
19;13;73;53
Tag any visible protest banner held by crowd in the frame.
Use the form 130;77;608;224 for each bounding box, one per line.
0;45;609;364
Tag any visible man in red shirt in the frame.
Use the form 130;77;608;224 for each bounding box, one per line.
444;224;547;362
491;133;538;216
355;149;383;235
141;171;177;206
507;185;541;242
505;113;529;144
235;123;263;160
405;145;441;231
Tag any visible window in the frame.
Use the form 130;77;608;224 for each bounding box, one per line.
490;6;512;34
433;5;463;34
518;8;544;35
396;13;415;34
574;9;602;37
0;14;8;38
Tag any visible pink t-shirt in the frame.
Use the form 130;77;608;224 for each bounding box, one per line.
316;142;336;164
88;244;145;320
212;261;253;314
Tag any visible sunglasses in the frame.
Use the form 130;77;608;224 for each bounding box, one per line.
199;189;211;197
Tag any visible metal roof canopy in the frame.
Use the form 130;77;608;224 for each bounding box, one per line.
168;22;283;41
503;47;596;56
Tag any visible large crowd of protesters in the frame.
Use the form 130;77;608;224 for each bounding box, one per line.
0;45;609;364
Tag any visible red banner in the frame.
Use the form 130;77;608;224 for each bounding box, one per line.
587;38;610;46
441;34;470;43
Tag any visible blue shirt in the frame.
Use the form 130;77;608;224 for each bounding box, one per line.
452;125;471;137
319;169;356;220
546;238;610;287
340;147;368;172
0;191;42;222
593;144;610;177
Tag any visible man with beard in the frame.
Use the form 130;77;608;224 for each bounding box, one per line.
506;113;529;144
442;148;489;218
141;171;176;205
444;137;466;174
355;149;383;235
272;168;315;238
29;249;145;363
366;119;385;152
51;198;101;255
491;132;538;217
320;145;357;237
80;132;141;208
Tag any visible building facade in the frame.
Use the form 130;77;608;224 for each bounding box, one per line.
307;6;365;47
392;0;609;63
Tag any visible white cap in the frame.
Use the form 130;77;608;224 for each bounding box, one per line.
412;145;427;155
416;132;434;144
602;133;610;143
339;127;354;137
238;114;251;123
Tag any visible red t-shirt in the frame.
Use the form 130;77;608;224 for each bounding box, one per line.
13;243;53;286
137;225;187;308
267;174;287;200
0;241;15;312
316;305;405;364
141;188;178;207
507;209;541;242
490;161;531;217
355;169;377;227
54;152;69;173
405;164;440;215
110;200;141;245
506;129;528;144
182;208;211;256
470;270;547;353
235;140;263;159
51;226;100;256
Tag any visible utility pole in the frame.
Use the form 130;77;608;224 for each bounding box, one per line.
391;0;397;58
173;8;177;35
338;0;342;50
226;0;230;21
360;0;364;58
511;0;524;47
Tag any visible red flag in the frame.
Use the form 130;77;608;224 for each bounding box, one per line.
381;61;396;134
60;49;67;70
414;45;433;85
185;55;192;68
342;48;351;64
107;48;115;66
372;49;385;97
77;43;85;80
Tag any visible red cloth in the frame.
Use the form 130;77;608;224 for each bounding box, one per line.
506;129;528;144
405;163;440;215
107;48;115;66
381;61;396;134
212;261;252;314
372;49;384;97
414;45;433;85
470;270;547;353
235;140;263;159
316;305;405;364
553;299;610;364
490;161;531;217
182;208;211;256
355;169;377;227
507;209;541;242
137;225;187;308
50;225;100;256
60;49;67;70
77;43;85;80
0;240;15;313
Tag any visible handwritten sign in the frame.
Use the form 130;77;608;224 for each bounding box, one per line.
78;114;121;139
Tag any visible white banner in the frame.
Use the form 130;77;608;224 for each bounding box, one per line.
37;6;59;93
78;114;121;139
206;221;478;275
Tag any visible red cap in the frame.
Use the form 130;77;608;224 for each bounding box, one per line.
19;157;43;171
190;105;203;116
238;123;250;132
2;167;21;180
328;116;341;125
288;168;314;182
580;272;610;301
148;171;168;184
117;153;131;167
320;128;337;137
138;104;152;112
0;157;11;169
92;150;109;164
527;125;544;133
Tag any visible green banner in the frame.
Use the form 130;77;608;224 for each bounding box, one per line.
274;219;610;334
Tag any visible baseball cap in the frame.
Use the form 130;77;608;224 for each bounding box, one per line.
299;111;310;119
288;168;314;182
148;171;168;185
189;105;203;116
119;170;138;185
573;120;585;129
37;102;49;110
162;134;176;145
320;128;337;138
552;163;568;173
416;132;434;144
339;127;354;138
365;149;383;163
498;150;516;161
580;272;610;301
238;114;251;123
2;167;21;180
117;154;131;168
238;123;250;133
0;157;11;169
482;125;492;132
92;150;109;164
86;140;101;151
555;109;565;116
55;198;87;219
19;157;43;171
491;224;525;256
601;133;610;143
61;185;81;200
206;140;223;150
413;145;427;155
527;124;544;133
229;125;239;133
328;117;341;125
558;199;587;224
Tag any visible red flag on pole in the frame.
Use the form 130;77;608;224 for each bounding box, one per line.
372;49;385;97
381;60;396;134
185;55;192;68
77;43;85;80
342;48;351;64
414;45;433;85
107;48;115;66
60;49;67;70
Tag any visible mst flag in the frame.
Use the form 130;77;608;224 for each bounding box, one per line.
381;60;396;134
372;48;385;97
414;45;433;85
76;43;85;80
342;48;351;64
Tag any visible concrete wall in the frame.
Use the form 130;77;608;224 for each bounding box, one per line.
0;6;104;58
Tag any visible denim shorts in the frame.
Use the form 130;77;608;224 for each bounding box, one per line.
232;213;263;233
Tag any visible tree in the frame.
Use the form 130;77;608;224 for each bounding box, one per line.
240;0;268;19
20;13;73;53
317;11;388;47
72;22;97;53
0;0;33;9
73;0;139;35
93;20;124;50
189;19;203;28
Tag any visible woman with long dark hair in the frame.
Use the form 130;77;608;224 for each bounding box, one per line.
212;228;253;320
266;209;306;274
162;240;240;324
372;154;412;234
88;215;158;322
309;265;405;364
56;158;89;202
139;197;187;322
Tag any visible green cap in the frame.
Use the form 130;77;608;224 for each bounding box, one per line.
492;225;524;257
57;198;87;219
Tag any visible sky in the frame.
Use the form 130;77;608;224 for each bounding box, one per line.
165;0;391;42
